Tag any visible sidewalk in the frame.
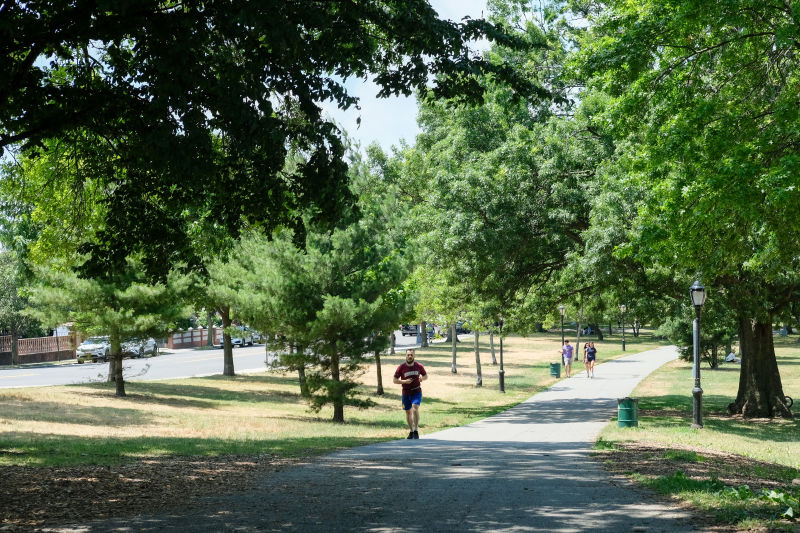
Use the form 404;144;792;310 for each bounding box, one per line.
64;346;699;532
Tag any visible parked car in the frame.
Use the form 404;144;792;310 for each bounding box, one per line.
77;336;158;363
218;328;254;348
455;321;471;334
121;338;158;358
401;324;419;336
76;336;111;363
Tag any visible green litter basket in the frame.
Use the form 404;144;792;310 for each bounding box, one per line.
550;362;561;378
617;397;639;428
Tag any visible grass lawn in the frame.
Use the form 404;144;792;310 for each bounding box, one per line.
597;334;800;531
0;330;666;528
0;330;665;467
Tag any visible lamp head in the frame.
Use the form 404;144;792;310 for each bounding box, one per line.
619;303;626;313
558;305;566;317
690;280;706;308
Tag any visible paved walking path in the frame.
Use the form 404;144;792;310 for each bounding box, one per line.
66;346;701;532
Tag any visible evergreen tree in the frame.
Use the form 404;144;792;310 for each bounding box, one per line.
27;258;189;396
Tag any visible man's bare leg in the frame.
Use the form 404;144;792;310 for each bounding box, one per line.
411;405;420;431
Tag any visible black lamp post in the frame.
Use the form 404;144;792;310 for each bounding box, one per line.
619;304;627;351
690;280;706;429
558;305;566;366
498;319;505;393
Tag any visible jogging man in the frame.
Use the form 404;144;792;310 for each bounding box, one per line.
393;348;428;439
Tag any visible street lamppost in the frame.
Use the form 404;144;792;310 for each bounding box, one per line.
558;305;566;367
690;280;706;429
498;319;505;393
619;304;627;351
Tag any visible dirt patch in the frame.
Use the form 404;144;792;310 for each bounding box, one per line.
0;455;299;531
595;441;799;532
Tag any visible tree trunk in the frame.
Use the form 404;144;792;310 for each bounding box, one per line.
709;345;718;369
292;342;310;397
575;308;583;361
633;319;640;337
728;316;792;418
474;330;482;387
110;333;126;397
375;349;384;395
389;332;395;355
220;306;235;376
332;348;344;423
489;331;497;365
297;365;309;396
593;324;604;341
445;325;459;343
608;322;612;336
206;311;215;346
420;320;428;347
10;332;18;366
450;324;457;373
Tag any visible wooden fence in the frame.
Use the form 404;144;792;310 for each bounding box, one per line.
166;327;221;349
0;335;76;365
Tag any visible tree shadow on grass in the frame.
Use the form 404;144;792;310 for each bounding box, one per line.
638;394;800;443
0;400;154;427
82;378;310;407
0;432;393;466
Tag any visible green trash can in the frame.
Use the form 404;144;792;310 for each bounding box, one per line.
550;362;561;378
617;397;639;427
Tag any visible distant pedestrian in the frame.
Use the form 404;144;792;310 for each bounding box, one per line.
586;342;597;378
582;342;589;376
393;349;428;439
561;340;574;377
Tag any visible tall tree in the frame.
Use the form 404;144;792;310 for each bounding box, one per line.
397;11;588;335
231;162;413;422
0;250;38;364
27;258;189;395
577;0;800;417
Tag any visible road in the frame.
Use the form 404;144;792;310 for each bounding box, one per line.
0;330;422;389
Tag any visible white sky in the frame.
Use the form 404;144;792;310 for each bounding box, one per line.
323;0;489;153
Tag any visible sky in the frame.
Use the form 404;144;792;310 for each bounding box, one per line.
323;0;490;153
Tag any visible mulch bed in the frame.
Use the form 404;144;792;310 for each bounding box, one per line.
0;455;299;531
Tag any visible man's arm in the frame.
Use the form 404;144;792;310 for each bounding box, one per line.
419;373;428;382
394;373;412;384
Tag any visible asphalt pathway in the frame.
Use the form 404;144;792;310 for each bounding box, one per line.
60;346;701;532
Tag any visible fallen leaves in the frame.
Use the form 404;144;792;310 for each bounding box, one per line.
0;454;297;531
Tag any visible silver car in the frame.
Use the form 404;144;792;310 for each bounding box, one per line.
121;338;158;358
76;336;111;363
217;329;254;348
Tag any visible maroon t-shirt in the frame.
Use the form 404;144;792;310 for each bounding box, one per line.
394;361;427;395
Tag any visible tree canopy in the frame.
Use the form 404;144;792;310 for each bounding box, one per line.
1;0;543;280
576;0;800;416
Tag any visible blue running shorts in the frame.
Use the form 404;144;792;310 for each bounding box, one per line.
402;391;422;410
